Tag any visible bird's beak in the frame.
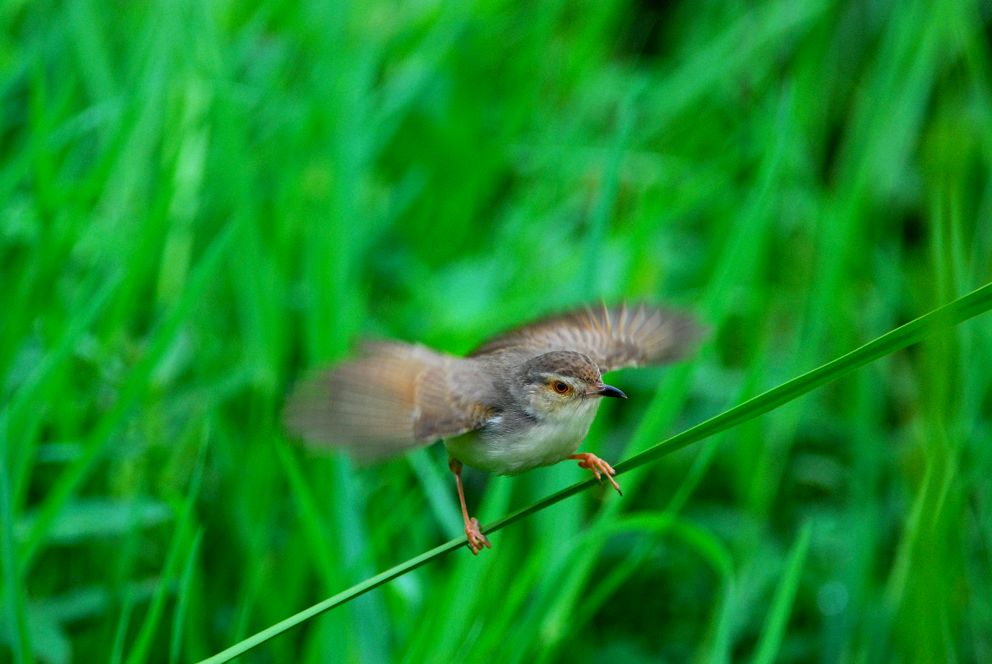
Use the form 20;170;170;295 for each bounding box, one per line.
591;383;627;399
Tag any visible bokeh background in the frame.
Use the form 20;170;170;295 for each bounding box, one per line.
3;0;992;662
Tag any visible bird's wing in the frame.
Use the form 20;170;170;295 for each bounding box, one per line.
471;302;706;372
284;342;496;461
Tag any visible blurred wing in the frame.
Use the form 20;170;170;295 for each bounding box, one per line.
471;302;706;372
284;342;495;461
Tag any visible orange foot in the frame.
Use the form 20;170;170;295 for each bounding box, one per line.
464;517;492;555
569;452;622;496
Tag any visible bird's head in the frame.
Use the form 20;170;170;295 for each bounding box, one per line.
517;351;627;419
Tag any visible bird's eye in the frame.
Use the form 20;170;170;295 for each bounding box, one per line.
552;381;570;394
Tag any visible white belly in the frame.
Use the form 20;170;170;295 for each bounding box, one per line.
444;401;600;475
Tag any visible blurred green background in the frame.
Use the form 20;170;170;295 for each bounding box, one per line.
3;0;992;661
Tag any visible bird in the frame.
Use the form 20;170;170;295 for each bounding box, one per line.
284;302;705;554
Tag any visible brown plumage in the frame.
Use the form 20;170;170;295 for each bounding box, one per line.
284;303;705;460
284;301;705;554
470;302;704;370
283;342;496;460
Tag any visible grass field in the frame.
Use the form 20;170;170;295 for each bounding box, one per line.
3;0;992;662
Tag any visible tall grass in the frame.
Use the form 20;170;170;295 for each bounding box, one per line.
2;0;990;662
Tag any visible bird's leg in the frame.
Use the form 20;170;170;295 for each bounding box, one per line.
569;453;622;496
448;458;491;555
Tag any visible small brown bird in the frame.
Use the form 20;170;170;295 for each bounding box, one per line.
284;303;704;554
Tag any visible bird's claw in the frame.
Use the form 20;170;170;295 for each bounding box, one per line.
572;453;623;496
465;517;491;555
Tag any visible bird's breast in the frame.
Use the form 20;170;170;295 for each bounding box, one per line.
444;400;601;475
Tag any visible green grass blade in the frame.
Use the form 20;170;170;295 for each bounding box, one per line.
581;92;634;296
196;537;467;664
125;437;207;664
616;280;992;474
0;415;32;664
198;281;992;663
751;522;813;664
170;528;204;664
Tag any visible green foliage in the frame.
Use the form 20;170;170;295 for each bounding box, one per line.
2;0;991;662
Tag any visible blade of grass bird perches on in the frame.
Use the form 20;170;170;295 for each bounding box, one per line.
198;281;992;664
